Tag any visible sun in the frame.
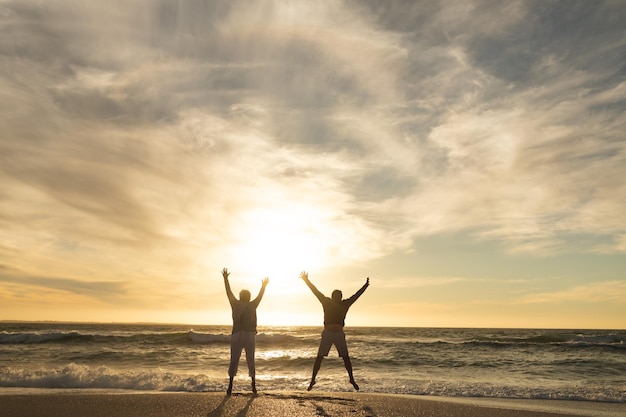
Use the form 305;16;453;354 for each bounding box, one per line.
224;204;331;291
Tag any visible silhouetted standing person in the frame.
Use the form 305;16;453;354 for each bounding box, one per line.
300;271;369;391
222;267;269;395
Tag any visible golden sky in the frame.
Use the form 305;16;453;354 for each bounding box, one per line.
1;0;625;329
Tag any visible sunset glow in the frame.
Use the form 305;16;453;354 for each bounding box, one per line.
1;0;625;329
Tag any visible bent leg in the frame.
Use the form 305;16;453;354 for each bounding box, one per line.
227;376;234;395
309;330;333;391
308;355;323;391
342;356;359;391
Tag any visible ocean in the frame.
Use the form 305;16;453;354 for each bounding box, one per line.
0;323;624;402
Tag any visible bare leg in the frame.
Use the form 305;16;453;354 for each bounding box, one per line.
227;376;233;395
343;356;359;391
251;377;257;394
307;355;323;391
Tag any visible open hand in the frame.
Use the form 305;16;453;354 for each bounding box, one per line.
222;268;230;280
299;271;309;281
262;277;269;286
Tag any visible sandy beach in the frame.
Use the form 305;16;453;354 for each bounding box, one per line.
0;390;624;417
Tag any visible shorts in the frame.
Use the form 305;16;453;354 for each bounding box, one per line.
317;329;349;357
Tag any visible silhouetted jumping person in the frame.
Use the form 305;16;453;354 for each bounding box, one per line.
222;267;269;395
300;271;369;391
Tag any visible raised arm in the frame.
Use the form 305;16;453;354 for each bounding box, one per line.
300;271;325;302
252;277;269;306
346;277;369;306
222;268;236;303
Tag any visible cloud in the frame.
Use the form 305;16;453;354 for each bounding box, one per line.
368;2;626;253
0;274;126;300
515;280;626;304
1;0;625;319
375;276;467;289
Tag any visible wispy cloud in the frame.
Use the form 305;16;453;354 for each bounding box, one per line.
0;275;127;299
2;1;624;258
1;1;625;325
375;276;467;289
515;280;626;304
0;263;124;298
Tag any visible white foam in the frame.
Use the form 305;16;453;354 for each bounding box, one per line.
0;331;83;344
187;331;230;344
0;364;224;392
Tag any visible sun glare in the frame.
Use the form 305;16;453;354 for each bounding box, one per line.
224;205;331;291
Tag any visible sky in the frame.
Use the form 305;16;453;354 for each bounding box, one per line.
1;0;625;329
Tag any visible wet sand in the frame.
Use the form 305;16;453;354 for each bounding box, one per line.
0;390;624;417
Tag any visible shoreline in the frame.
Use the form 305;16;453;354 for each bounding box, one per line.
0;389;624;417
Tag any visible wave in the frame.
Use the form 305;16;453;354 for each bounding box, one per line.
0;329;305;347
480;332;626;345
186;331;230;344
4;328;623;352
0;364;221;392
465;332;626;349
0;330;219;345
0;330;197;345
0;330;90;344
6;329;626;350
188;331;301;346
1;364;623;402
393;332;626;350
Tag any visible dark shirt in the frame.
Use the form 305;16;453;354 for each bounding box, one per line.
305;280;368;327
230;300;259;333
224;279;266;334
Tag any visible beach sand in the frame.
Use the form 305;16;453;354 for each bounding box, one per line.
0;390;624;417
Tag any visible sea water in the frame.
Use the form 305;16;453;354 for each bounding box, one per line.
0;323;624;402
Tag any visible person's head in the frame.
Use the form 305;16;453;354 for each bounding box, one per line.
239;289;251;302
331;289;342;301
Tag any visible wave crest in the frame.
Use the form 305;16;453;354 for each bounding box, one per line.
0;331;88;344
